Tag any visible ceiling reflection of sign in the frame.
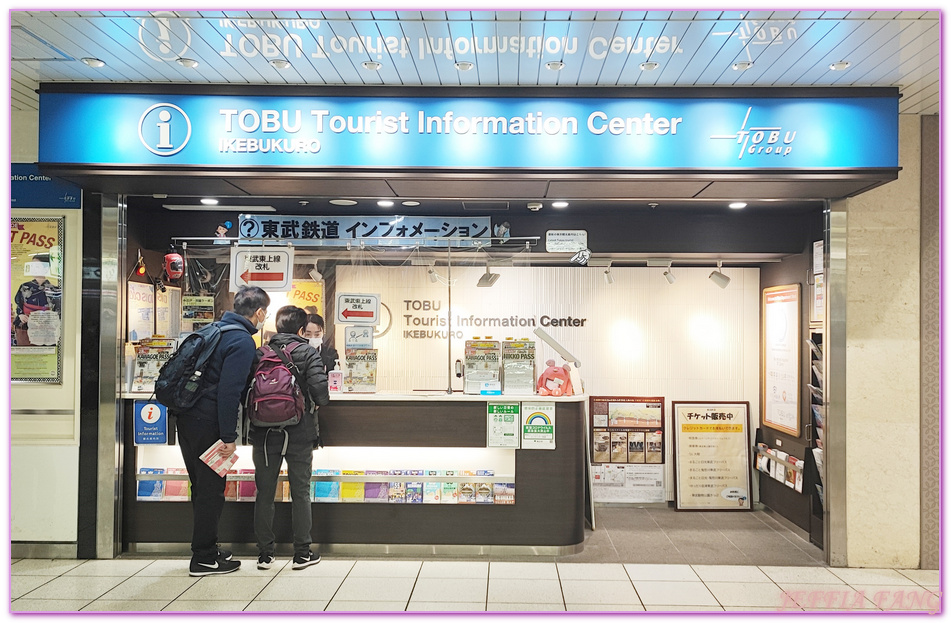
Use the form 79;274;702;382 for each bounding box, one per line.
546;230;588;253
336;294;380;325
230;247;294;292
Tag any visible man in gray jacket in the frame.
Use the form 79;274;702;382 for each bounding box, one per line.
250;305;330;570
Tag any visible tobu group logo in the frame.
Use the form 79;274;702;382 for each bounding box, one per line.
710;106;797;160
138;103;192;156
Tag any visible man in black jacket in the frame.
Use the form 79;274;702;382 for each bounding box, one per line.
175;286;270;576
251;306;330;570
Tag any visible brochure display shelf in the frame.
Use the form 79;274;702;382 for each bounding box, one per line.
806;326;825;549
121;392;587;553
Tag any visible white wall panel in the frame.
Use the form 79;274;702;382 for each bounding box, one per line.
11;445;79;541
337;264;761;500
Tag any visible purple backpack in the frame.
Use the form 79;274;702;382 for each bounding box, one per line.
247;342;305;428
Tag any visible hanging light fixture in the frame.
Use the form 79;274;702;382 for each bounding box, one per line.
709;261;731;289
664;261;676;285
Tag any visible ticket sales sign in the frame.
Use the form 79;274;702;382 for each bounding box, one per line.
336;293;380;325
230;247;294;292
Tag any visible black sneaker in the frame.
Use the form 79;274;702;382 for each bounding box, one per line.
189;555;241;577
217;547;233;561
257;553;275;570
292;550;321;569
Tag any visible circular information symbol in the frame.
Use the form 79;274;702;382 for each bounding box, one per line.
141;404;162;424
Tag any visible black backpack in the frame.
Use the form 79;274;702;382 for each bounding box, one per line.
154;322;245;411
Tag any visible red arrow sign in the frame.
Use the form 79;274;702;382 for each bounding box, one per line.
342;309;374;319
240;270;286;283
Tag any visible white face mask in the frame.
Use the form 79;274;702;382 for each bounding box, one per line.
255;319;265;330
308;337;322;350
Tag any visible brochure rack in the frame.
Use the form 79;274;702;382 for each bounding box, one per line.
121;393;587;553
806;326;825;548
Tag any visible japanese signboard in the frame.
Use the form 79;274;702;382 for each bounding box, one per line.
545;230;588;253
521;401;555;450
239;214;492;247
672;401;752;511
589;395;666;503
336;293;380;325
487;402;521;449
230;247;294;292
762;284;801;436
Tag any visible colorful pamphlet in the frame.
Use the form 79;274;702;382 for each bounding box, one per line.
344;348;378;393
406;470;424;503
223;469;238;501
388;470;406;503
423;470;441;504
441;470;458;504
340;470;365;502
313;469;341;502
464;340;501;395
163;467;190;501
237;469;257;501
137;467;164;501
493;483;515;505
364;470;389;503
459;470;477;504
501;340;536;394
199;440;238;478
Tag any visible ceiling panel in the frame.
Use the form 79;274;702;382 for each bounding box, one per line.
547;180;712;199
695;179;888;199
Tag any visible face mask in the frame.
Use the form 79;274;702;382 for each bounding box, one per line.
255;320;265;330
308;338;322;350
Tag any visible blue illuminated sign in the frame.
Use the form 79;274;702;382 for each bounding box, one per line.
11;163;81;208
38;92;898;170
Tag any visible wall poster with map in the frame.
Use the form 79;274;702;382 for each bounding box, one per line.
588;396;666;503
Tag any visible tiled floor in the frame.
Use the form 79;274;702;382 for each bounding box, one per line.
9;509;941;613
10;558;940;612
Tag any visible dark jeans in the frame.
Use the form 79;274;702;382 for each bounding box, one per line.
176;416;227;560
253;431;315;556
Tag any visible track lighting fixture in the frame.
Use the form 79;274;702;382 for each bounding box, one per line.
664;262;676;284
603;268;614;285
709;261;731;289
477;265;500;287
428;267;439;283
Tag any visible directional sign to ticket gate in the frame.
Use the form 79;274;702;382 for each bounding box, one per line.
335;293;380;325
230;247;294;292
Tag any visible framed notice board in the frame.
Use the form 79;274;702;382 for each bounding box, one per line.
672;401;752;511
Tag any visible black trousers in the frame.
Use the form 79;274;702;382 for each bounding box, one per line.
176;416;227;560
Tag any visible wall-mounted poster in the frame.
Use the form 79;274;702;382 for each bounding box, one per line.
11;216;64;383
762;284;801;436
127;281;155;342
589;396;666;503
673;401;752;511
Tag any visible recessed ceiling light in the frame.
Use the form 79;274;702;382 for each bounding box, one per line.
829;60;851;71
81;57;105;68
454;61;474;71
732;61;753;71
362;60;382;70
330;199;358;206
545;61;565;71
176;57;199;68
401;201;420;207
377;200;395;208
200;198;219;205
163;204;276;212
270;59;291;70
639;61;659;71
552;201;569;208
729;202;747;209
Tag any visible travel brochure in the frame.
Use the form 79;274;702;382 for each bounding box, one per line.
136;466;514;504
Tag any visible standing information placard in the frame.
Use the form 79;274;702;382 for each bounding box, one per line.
133;401;168;445
521;401;555;450
672;401;752;510
487;402;521;448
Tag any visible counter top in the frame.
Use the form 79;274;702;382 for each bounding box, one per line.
121;390;586;403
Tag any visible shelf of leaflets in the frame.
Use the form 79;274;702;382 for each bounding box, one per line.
806;326;825;549
121;394;586;552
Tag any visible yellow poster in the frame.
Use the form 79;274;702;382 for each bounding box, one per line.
11;217;64;382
